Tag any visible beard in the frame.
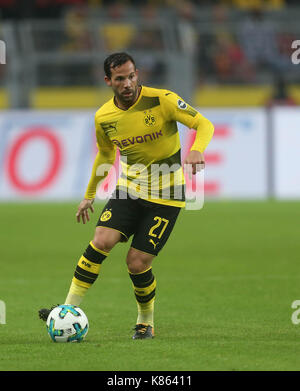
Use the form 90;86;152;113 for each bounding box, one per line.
115;84;140;107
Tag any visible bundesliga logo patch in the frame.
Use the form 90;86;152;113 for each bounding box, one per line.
177;99;187;110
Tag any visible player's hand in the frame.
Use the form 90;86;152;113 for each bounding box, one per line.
184;150;205;179
76;198;95;224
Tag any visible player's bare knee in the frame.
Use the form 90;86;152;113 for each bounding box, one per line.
126;248;153;274
92;227;121;253
127;260;145;275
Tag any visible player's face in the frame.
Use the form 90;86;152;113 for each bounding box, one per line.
105;61;139;108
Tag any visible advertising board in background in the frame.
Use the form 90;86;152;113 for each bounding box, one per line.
179;108;268;199
273;107;300;199
0;108;269;201
0;111;95;200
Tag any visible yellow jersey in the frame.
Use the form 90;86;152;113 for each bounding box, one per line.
85;85;214;208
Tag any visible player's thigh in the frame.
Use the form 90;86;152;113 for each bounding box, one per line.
131;202;181;257
96;190;141;243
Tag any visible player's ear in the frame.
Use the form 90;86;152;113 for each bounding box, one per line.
104;76;112;87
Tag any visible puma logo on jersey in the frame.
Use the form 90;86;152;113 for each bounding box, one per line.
101;121;118;136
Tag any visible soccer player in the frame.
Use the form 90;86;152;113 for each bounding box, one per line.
39;52;214;339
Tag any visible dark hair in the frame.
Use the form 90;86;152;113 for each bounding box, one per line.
104;52;136;79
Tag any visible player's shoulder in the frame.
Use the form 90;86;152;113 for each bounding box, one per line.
144;86;199;119
95;97;115;120
142;85;178;100
142;86;182;114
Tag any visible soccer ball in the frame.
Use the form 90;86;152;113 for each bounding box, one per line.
46;305;89;343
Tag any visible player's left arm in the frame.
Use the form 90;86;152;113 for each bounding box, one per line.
184;113;214;175
161;92;214;174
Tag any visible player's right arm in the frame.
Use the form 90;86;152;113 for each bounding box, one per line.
76;116;116;224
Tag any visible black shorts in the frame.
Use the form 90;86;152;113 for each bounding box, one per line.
96;190;181;256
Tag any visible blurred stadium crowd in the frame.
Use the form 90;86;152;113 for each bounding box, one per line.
0;0;299;107
0;0;299;19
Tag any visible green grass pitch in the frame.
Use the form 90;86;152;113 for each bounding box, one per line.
0;200;300;371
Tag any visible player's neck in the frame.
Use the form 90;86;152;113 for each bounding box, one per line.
114;86;142;111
